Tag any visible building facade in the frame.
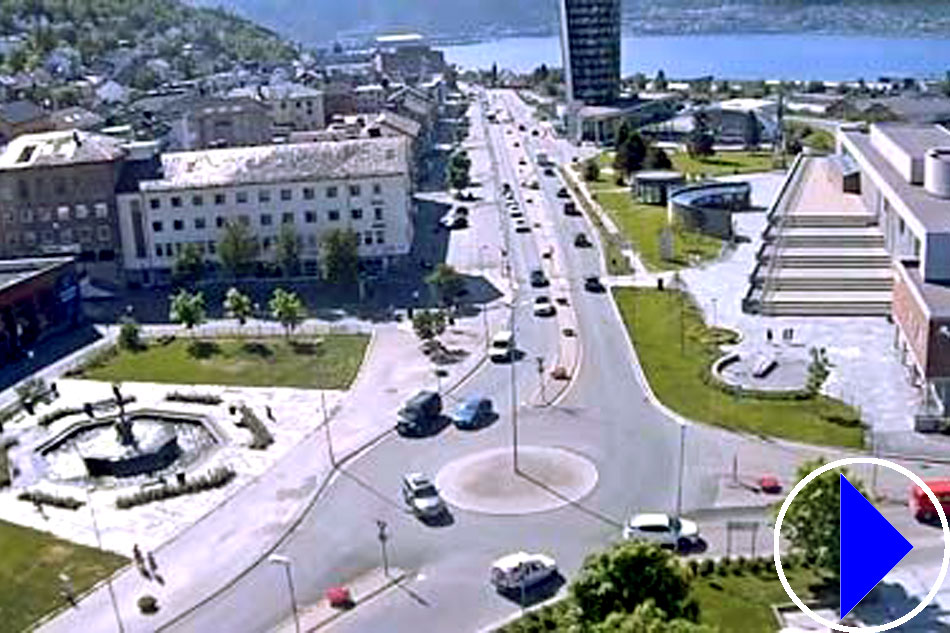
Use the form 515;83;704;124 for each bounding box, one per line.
228;84;326;133
116;137;414;285
558;0;621;107
0;130;127;278
172;97;272;150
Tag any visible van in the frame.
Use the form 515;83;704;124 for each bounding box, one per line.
489;330;515;362
396;390;443;436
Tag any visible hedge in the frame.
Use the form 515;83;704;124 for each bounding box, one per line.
236;405;274;450
37;406;84;427
18;490;84;510
0;443;10;488
166;392;223;406
116;467;236;509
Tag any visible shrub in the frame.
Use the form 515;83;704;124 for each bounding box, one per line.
116;467;236;509
166;392;223;406
18;490;84;510
699;558;715;576
15;377;48;413
137;595;159;614
156;335;176;346
37;406;84;427
236;405;274;450
0;443;10;488
715;558;729;576
118;317;144;351
687;559;700;578
732;556;746;574
748;557;763;574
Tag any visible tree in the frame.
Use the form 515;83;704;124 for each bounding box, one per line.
173;243;204;285
411;310;447;342
446;150;472;191
169;289;206;336
644;146;673;170
593;601;716;633
571;541;697;624
268;288;306;338
615;131;647;179
583;159;600;182
426;264;466;305
630;72;648;91
218;221;258;278
118;316;143;351
743;111;761;151
275;224;301;277
223;287;253;335
321;228;359;285
653;69;668;91
777;458;866;578
686;111;715;158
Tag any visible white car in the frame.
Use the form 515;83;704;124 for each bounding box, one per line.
490;552;557;592
401;473;446;519
622;513;700;550
533;296;556;317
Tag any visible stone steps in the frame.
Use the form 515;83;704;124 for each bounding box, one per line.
783;213;878;228
765;247;892;268
774;227;885;248
760;290;893;316
757;267;893;291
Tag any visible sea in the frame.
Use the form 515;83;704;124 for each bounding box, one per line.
440;33;950;81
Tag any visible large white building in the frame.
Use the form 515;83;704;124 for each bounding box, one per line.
116;136;413;285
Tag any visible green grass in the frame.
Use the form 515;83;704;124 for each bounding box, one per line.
80;335;369;389
0;520;126;631
614;288;863;448
671;151;776;178
692;567;824;632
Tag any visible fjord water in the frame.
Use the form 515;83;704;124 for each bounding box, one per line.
441;33;950;80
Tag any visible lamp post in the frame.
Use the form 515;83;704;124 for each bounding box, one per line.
508;301;519;474
375;519;390;577
675;423;687;519
268;554;300;633
321;392;334;467
535;356;546;405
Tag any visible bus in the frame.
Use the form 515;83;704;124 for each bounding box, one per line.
911;479;950;523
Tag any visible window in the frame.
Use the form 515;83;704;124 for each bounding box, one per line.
24;231;36;245
54;177;65;195
130;199;141;214
20;209;33;223
326;186;338;198
78;228;92;242
303;187;315;200
171;196;182;208
173;219;184;231
207;241;216;254
376;230;385;244
41;230;54;244
258;190;271;203
192;195;204;207
94;203;108;218
238;215;250;226
152;221;164;232
328;210;340;221
364;234;372;245
75;204;88;219
2;211;12;222
282;212;294;225
307;235;317;247
39;208;52;222
150;198;161;209
175;243;182;255
373;183;382;195
5;233;16;246
280;189;292;201
195;218;206;230
97;226;111;242
351;208;363;220
260;214;272;226
374;207;383;221
236;191;248;204
60;228;73;243
304;211;316;224
155;245;163;257
349;184;361;197
214;193;226;205
216;216;226;228
262;237;271;249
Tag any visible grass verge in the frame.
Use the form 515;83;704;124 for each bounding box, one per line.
0;520;126;631
78;335;369;389
614;287;863;448
671;150;776;178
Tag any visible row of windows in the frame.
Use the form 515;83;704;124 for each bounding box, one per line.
153;230;385;258
6;225;111;246
151;208;384;233
147;183;384;210
2;202;110;224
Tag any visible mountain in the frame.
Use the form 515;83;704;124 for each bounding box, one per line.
190;0;950;46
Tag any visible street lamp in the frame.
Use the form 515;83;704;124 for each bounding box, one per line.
320;392;335;467
268;554;301;633
375;519;390;577
508;301;520;474
674;423;687;519
535;356;546;405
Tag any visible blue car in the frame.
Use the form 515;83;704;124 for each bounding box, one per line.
452;397;493;429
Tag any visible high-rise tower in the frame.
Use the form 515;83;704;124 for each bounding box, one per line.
558;0;621;106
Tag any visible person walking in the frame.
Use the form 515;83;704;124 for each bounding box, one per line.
147;551;158;575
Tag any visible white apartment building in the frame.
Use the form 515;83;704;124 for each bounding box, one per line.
116;136;413;285
228;83;326;132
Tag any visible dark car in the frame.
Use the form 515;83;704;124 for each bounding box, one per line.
396;391;443;436
452;397;493;429
530;269;550;287
584;276;606;293
543;167;556;177
574;232;592;247
564;201;580;216
557;187;569;199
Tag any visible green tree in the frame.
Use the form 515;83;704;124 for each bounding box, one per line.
743;111;761;151
268;288;306;338
446;150;472;191
687;111;715;158
583;159;600;182
275;223;301;277
169;289;206;336
594;601;716;633
615;131;648;179
571;541;696;625
426;263;465;305
777;457;866;578
223;287;253;335
118;316;143;351
218;221;258;278
321;228;359;285
644;146;673;170
654;69;668;91
173;243;204;285
412;309;447;342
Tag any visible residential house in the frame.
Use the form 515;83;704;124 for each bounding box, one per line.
0;100;52;144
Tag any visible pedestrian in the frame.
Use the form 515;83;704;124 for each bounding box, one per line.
766;329;773;342
265;405;274;421
147;551;158;575
132;544;143;566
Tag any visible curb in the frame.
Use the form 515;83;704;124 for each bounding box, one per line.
307;571;409;632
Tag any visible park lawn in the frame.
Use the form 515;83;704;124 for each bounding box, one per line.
692;566;824;632
81;335;369;389
0;520;126;631
614;288;863;448
672;150;775;178
596;190;723;271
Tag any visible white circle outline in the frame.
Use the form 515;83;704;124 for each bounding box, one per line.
773;457;950;632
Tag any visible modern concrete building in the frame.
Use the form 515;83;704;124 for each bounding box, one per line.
116;136;414;285
171;96;272;150
558;0;621;107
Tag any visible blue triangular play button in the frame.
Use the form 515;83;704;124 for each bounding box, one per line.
840;474;913;619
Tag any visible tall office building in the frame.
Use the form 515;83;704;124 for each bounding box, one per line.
558;0;622;106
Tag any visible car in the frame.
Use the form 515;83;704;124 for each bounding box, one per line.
622;513;701;551
396;391;443;436
515;220;531;233
584;276;606;293
563;201;580;216
518;124;526;132
518;158;527;165
530;269;550;287
440;212;468;230
401;473;446;518
531;129;540;136
525;197;533;204
514;141;520;148
533;296;556;317
490;552;557;593
556;187;569;199
490;330;515;362
452;397;493;429
455;206;469;217
528;181;540;190
543;167;556;177
502;182;511;192
574;232;592;247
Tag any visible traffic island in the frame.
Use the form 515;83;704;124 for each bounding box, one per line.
435;446;598;515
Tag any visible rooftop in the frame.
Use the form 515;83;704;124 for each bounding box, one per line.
0;129;126;170
139;137;409;192
900;260;950;319
874;122;950;159
0;99;46;125
0;257;73;294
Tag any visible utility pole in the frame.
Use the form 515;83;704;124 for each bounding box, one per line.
268;555;300;633
510;302;519;474
375;519;390;577
536;356;546;405
675;424;687;518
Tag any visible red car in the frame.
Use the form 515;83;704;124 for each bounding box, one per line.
911;479;950;523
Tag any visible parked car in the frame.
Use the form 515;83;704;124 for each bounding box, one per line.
533;296;556;317
518;158;526;165
563;201;580;216
557;187;569;199
543;167;556;177
515;219;531;233
402;472;446;518
490;552;558;593
440;211;468;230
528;180;540;190
584;276;606;293
622;513;701;551
452;396;493;429
490;330;515;362
574;232;592;247
518;124;526;132
396;391;443;436
530;269;550;287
